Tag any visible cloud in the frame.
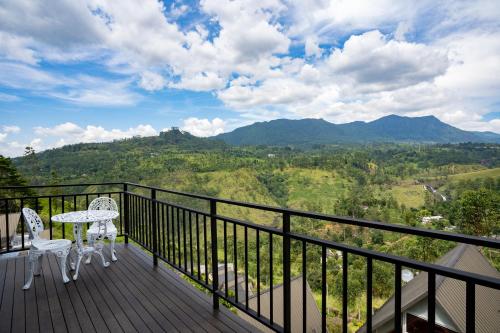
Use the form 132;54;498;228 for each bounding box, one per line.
0;92;20;102
2;125;20;133
181;117;226;136
0;133;7;142
0;0;499;134
327;30;448;91
34;122;158;144
138;71;167;91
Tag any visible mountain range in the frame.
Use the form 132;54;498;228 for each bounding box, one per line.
214;115;500;146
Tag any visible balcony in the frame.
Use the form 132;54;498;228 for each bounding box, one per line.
1;182;499;333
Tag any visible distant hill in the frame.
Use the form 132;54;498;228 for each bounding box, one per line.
214;115;500;146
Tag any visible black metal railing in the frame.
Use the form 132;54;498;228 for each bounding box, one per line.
1;182;499;333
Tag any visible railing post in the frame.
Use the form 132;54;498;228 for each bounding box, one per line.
151;188;158;266
210;199;219;309
283;212;291;333
123;183;129;244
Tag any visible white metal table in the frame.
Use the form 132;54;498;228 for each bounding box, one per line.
51;210;119;280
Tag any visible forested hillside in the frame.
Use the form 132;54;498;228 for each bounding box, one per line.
215;115;500;146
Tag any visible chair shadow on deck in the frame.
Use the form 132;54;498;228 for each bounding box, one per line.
0;243;259;333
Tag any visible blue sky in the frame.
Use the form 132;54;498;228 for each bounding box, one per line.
1;0;500;156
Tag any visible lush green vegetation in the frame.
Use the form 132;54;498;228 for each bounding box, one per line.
5;132;500;332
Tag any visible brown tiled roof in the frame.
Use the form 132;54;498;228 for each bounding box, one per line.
357;244;500;333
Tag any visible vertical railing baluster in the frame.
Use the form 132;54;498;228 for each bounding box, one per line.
73;195;77;212
166;205;170;262
189;211;194;275
175;207;182;268
466;281;475;333
123;184;129;244
321;246;327;333
256;229;261;317
196;213;201;280
162;204;166;258
302;241;307;333
183;209;187;271
342;251;348;333
394;263;402;333
204;214;208;285
269;233;274;325
210;199;219;309
233;223;238;303
244;226;249;310
283;212;291;333
62;196;65;238
20;198;25;249
366;257;372;333
172;206;176;266
49;197;53;240
5;199;9;252
151;189;158;266
224;220;228;297
428;271;436;332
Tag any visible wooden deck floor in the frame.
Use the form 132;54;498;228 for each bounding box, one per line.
0;244;259;333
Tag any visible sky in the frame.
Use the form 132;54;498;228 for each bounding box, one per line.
1;0;500;157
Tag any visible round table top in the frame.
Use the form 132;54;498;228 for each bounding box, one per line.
51;210;119;224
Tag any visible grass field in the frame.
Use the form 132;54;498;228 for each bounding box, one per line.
447;167;500;181
390;183;426;208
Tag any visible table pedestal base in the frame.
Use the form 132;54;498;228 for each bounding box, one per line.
71;223;110;280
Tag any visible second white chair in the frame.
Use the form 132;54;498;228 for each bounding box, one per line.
85;197;118;263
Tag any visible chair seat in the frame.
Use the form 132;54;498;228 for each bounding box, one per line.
32;238;72;251
87;224;117;235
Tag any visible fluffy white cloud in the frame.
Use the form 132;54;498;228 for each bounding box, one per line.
327;30;448;90
2;125;20;133
34;123;157;144
139;71;167;91
181;117;226;137
0;133;7;142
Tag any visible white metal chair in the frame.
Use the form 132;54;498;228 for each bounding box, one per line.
22;208;71;290
86;197;118;263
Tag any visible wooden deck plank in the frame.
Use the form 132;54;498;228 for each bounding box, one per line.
0;259;16;333
11;257;25;333
84;257;152;332
104;258;182;332
0;259;7;309
48;255;96;333
40;254;66;333
124;244;257;333
78;258;134;333
0;243;259;333
111;247;208;332
35;255;53;332
116;246;233;332
24;256;40;333
46;254;82;333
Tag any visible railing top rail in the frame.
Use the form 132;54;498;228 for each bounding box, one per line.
0;182;123;190
2;181;499;250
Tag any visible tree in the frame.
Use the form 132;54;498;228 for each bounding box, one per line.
458;189;499;236
0;155;34;213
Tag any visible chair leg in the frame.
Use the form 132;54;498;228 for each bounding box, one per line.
56;249;71;284
23;252;39;290
85;234;94;264
35;254;43;276
110;234;117;262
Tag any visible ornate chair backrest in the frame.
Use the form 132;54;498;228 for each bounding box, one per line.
88;197;118;212
22;208;44;240
88;197;118;231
